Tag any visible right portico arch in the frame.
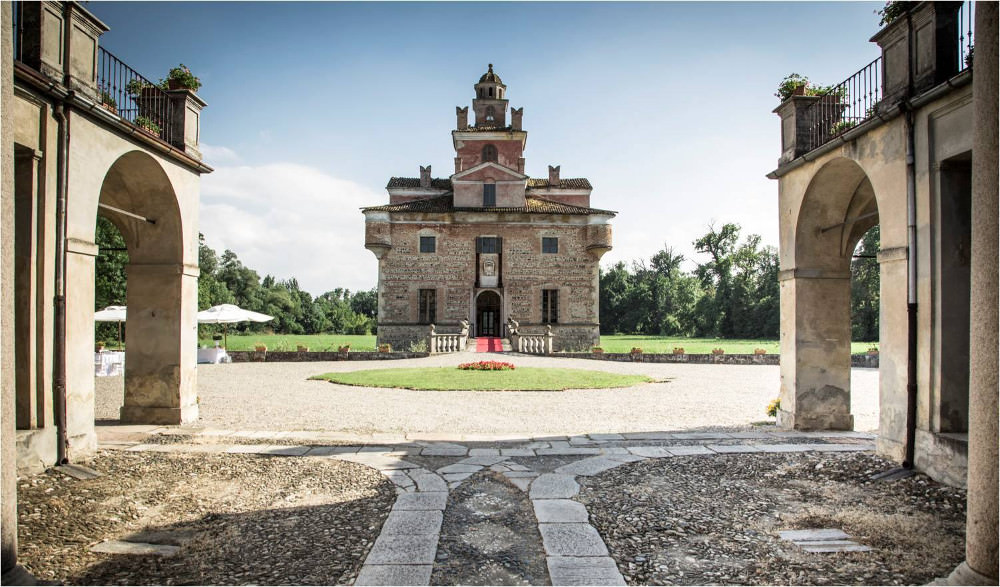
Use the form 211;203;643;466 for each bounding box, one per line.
778;155;908;438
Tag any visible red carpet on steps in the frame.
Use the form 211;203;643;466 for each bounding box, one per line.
475;337;503;352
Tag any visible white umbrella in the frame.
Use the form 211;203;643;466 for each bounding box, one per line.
196;304;274;349
95;305;127;350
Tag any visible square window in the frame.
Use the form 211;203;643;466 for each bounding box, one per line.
419;289;436;324
542;289;559;324
477;236;499;254
542;237;558;254
419;236;436;253
483;184;497;207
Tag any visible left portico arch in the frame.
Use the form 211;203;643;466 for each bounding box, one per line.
91;151;199;426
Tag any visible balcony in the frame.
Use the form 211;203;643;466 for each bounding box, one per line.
10;0;203;159
778;1;975;160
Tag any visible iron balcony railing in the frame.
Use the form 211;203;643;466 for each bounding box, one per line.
97;47;176;145
803;58;883;154
800;0;975;155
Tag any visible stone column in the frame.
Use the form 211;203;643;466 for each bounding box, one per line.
948;4;999;584
777;271;854;431
1;1;22;580
119;264;199;425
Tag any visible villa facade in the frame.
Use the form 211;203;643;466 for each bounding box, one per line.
363;65;615;352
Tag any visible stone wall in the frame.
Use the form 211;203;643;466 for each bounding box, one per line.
227;351;429;363
375;214;601;351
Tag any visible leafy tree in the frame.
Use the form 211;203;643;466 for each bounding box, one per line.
94;216;128;342
851;225;880;341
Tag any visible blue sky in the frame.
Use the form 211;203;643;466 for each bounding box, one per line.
92;1;884;295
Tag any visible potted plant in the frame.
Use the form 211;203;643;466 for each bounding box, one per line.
711;348;725;355
753;348;768;356
296;344;309;352
775;73;810;101
337;344;350;353
591;346;604;354
95;341;106;352
162;63;202;92
135;116;161;135
378;343;392;353
867;345;879;356
766;398;781;419
254;342;267;352
98;87;117;114
672;347;685;355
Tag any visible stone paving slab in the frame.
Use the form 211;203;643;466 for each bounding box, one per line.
420;447;469;456
627;446;673;458
507;477;533;491
458;455;510;466
673;432;733;440
408;472;449;493
393;492;448;511
778;528;850;541
815;443;876;452
304;445;361;456
707;444;764;454
539;524;609;556
536;448;603;456
436;463;482;475
622;432;676;440
546;556;626;586
665;445;715;456
753;443;822;453
530;474;580;499
501;448;536;457
797;540;872;553
468;448;501;456
533;499;590;523
380;510;444;536
355;564;433;586
90;540;180;556
365;534;439;565
555;457;627;477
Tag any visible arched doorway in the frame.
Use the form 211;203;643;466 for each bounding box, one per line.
476;291;501;337
781;157;896;432
95;151;197;425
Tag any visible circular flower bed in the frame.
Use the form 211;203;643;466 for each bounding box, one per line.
458;360;516;371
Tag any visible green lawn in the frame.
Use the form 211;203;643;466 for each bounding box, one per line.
598;335;876;355
199;333;877;355
200;334;377;351
311;367;652;391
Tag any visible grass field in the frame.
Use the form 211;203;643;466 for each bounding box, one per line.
199;334;377;351
311;367;652;391
204;333;877;355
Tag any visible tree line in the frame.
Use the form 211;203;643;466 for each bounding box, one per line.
94;218;377;341
96;218;879;343
599;222;880;341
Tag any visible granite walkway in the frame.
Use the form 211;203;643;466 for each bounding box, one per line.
99;426;875;586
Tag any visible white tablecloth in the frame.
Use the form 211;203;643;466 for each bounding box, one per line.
95;351;125;376
197;347;229;364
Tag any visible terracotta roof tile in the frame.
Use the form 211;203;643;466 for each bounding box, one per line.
387;177;592;190
362;194;615;216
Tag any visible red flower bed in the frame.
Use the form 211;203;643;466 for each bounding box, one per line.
457;360;516;371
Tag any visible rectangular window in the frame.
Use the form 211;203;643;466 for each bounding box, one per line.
542;289;559;324
419;236;436;253
542;237;558;254
483;184;497;207
477;236;499;254
419;289;436;324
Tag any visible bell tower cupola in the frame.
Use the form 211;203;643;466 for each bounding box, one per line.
473;64;508;127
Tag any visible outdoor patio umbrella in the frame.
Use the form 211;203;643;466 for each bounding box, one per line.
94;305;127;350
196;304;274;349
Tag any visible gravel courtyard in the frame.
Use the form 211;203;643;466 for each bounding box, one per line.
95;353;880;435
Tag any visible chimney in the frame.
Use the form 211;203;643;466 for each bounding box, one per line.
511;107;523;131
456;106;469;131
548;165;561;186
420;165;431;188
517;157;525;174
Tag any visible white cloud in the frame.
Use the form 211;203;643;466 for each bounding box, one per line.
199;143;242;166
200;158;384;295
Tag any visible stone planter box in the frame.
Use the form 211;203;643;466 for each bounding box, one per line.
226;350;429;363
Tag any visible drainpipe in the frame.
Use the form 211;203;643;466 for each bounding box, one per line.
902;106;918;469
52;103;69;465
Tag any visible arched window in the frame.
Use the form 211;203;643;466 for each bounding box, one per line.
482;144;498;163
486;105;495;122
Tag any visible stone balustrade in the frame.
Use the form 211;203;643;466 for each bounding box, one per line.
507;319;554;355
428;321;470;354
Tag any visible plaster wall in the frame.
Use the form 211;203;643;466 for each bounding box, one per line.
774;79;975;475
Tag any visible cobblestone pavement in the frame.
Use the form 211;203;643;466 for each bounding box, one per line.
78;427;916;585
95;353;881;434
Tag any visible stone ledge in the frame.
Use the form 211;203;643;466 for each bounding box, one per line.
226;350;429;362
